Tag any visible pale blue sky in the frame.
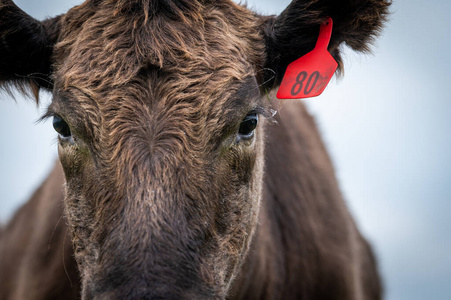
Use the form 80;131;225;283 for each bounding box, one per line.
1;1;450;299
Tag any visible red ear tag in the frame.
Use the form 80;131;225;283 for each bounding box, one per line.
276;17;338;99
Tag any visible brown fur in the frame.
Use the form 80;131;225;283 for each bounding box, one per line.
0;0;389;299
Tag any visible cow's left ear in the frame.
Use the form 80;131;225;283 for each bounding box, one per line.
0;0;62;99
261;0;391;88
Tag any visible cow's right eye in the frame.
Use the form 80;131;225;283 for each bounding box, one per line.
52;115;72;138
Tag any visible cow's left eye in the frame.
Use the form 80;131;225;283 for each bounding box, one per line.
238;113;258;140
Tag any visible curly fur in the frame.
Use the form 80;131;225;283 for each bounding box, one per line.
0;0;390;299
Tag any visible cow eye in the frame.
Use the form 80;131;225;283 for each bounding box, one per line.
238;113;258;140
52;115;72;138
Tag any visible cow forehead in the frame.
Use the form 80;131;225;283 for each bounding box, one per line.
54;2;264;99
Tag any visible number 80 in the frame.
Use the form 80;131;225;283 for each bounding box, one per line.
290;71;320;97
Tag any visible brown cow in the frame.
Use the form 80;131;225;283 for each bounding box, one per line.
0;0;390;299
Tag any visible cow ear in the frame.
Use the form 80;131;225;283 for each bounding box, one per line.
261;0;391;88
0;0;62;100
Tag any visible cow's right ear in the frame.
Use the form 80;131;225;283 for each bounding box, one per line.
260;0;391;89
0;0;62;99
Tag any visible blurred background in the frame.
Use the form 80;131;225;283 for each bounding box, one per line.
1;0;450;299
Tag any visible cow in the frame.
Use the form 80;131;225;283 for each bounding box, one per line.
0;0;390;299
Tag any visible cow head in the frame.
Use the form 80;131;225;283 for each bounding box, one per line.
0;0;389;298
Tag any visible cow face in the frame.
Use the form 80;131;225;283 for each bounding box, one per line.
47;2;271;298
